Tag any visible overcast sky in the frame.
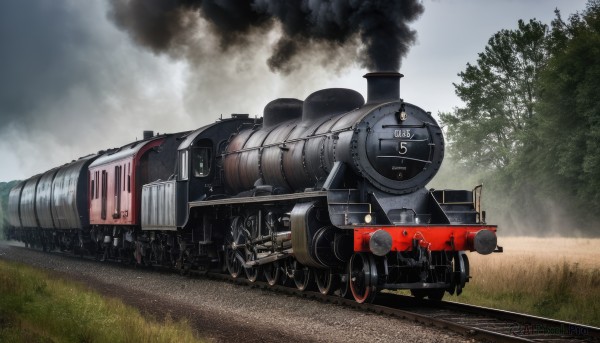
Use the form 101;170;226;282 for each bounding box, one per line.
0;0;588;182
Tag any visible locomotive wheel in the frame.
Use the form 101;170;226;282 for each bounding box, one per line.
292;261;313;291
338;273;352;298
246;267;260;282
315;268;338;295
225;246;243;278
226;216;247;279
349;253;378;303
244;250;260;282
264;261;281;286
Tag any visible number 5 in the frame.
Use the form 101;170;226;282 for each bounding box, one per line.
399;142;407;155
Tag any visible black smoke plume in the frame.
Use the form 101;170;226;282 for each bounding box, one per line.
108;0;424;72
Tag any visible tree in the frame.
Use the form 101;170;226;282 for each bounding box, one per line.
528;1;600;210
440;19;550;170
438;2;600;233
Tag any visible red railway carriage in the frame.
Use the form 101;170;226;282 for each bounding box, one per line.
88;132;186;228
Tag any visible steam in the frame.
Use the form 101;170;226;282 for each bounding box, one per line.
430;157;599;237
107;0;424;72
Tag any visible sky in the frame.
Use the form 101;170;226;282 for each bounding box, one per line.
0;0;589;182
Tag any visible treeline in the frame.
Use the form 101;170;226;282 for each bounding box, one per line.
435;1;600;236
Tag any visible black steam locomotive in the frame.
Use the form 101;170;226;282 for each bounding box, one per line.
6;72;500;303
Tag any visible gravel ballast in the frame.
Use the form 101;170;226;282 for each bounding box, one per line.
0;242;472;343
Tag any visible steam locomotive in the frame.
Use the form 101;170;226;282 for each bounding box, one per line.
6;72;500;303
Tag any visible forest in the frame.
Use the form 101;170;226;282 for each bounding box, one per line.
432;1;600;236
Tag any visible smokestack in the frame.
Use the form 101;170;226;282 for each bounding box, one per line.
364;72;404;104
143;130;154;140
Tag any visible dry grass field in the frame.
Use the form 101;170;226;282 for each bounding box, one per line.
446;237;600;326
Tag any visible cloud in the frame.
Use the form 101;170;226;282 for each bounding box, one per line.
0;1;191;180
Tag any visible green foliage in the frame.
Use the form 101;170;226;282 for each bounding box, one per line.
440;19;550;170
524;1;600;210
440;1;600;234
0;260;204;343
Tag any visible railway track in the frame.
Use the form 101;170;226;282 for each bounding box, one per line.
8;244;599;343
375;294;599;343
211;272;599;343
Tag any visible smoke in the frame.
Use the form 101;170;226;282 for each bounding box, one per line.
0;1;194;181
107;0;424;72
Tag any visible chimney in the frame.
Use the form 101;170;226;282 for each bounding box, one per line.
143;130;154;140
363;72;403;103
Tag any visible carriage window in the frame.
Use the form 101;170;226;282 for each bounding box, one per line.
193;148;211;177
114;165;121;217
101;170;107;220
127;163;131;193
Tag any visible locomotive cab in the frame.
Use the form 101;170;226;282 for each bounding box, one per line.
141;115;257;231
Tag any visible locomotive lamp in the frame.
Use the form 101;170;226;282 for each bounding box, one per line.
397;103;408;122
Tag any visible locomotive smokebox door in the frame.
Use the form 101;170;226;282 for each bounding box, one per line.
352;102;444;195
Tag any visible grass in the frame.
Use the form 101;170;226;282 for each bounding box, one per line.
0;259;204;343
445;237;600;327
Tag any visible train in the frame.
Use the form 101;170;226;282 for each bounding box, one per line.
5;72;501;303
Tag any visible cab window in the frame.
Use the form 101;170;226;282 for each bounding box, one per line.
179;150;189;180
193;148;211;177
